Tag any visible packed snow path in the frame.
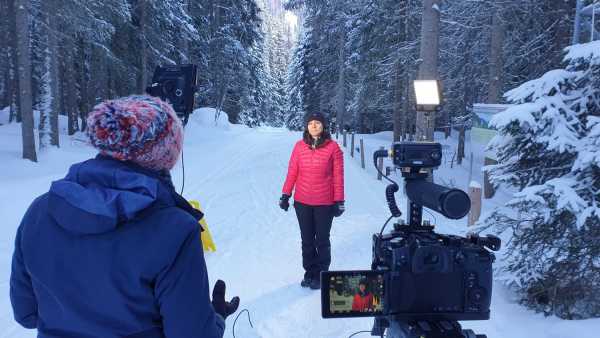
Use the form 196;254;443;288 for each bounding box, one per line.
176;126;388;337
0;111;598;337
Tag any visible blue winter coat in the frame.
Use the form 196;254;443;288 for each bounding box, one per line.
10;155;225;338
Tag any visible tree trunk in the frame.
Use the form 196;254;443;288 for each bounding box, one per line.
179;0;191;63
488;5;505;104
77;37;90;131
0;0;10;109
47;0;60;146
416;0;440;142
457;125;465;165
15;0;37;161
335;25;346;133
393;59;404;142
7;0;21;123
139;0;148;93
573;0;583;44
63;45;78;135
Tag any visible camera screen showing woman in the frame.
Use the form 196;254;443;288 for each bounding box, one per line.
352;279;374;312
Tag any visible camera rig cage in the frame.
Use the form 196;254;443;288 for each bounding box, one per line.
321;142;500;338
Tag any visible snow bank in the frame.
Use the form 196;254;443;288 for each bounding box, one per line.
0;106;9;124
188;107;233;130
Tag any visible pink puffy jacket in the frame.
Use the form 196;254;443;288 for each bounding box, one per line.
282;139;344;206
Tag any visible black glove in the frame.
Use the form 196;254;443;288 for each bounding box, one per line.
279;194;291;211
333;201;345;217
211;280;240;319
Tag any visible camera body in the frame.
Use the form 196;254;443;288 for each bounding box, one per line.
372;223;498;322
146;64;198;123
321;142;500;337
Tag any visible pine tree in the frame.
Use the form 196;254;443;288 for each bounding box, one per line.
286;31;306;130
482;40;600;319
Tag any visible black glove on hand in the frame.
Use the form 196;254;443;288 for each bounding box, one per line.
279;194;291;211
211;280;240;319
333;201;345;217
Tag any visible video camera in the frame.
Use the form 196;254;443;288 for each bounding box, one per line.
146;64;198;125
321;142;501;338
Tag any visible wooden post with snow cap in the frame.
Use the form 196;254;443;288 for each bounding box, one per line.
351;133;355;158
360;139;365;169
468;181;482;226
377;146;385;180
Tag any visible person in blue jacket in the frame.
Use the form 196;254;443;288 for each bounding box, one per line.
10;95;239;338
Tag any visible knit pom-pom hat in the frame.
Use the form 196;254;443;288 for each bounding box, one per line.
86;95;183;171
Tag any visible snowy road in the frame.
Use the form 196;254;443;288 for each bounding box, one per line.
173;122;388;337
0;110;598;338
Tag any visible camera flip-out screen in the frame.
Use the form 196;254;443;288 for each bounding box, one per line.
321;271;385;318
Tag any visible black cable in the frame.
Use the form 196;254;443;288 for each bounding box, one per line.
348;330;373;338
379;215;394;237
385;183;402;218
423;208;437;225
373;150;402;235
373;150;397;186
180;146;185;195
232;309;253;338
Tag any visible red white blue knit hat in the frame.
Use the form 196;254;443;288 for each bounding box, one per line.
86;95;184;171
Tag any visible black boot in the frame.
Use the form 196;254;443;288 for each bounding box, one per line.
309;276;321;290
300;277;312;288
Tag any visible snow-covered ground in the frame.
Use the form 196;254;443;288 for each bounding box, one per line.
0;107;598;338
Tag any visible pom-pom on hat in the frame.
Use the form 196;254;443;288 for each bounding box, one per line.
86;95;183;171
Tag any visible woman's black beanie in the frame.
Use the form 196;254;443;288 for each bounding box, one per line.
305;112;327;127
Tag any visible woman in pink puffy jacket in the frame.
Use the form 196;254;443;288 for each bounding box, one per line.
279;112;345;290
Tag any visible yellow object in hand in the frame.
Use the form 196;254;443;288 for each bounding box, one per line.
188;200;217;252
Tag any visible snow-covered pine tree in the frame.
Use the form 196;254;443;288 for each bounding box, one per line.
267;13;290;127
285;32;306;130
194;0;263;123
31;0;61;149
238;25;270;127
482;40;600;319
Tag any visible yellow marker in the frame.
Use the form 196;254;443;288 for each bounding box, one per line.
188;200;217;252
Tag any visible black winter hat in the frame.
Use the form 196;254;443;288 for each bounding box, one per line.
305;112;327;127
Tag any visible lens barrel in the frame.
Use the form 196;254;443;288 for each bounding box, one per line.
405;180;471;219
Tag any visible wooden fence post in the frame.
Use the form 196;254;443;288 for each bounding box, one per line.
468;181;482;226
350;133;355;158
377;146;384;180
484;157;498;199
343;130;347;147
457;125;465;165
360;139;365;169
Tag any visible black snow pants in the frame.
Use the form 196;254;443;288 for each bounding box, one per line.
293;201;334;281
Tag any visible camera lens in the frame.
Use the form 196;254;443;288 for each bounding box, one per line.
162;80;175;95
441;189;470;219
